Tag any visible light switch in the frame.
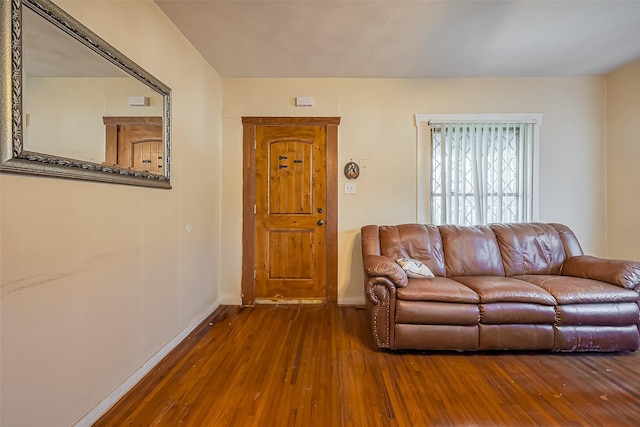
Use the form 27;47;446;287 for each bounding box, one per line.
345;182;356;194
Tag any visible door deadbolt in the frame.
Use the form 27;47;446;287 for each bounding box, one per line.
317;208;323;213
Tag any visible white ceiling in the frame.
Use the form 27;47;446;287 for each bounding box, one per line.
154;0;640;78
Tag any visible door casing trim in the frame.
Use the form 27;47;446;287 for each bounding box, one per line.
241;117;340;306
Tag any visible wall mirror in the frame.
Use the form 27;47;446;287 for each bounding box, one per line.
0;0;172;188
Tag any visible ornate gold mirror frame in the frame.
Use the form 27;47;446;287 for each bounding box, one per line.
0;0;172;188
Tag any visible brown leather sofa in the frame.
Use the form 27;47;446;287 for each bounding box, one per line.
361;223;640;352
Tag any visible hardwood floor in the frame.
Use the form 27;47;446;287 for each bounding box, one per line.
95;305;640;426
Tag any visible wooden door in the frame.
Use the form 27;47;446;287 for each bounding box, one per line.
255;125;326;300
131;138;163;173
242;117;340;305
103;117;163;173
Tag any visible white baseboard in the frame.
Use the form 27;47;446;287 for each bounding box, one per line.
338;296;365;305
74;300;220;427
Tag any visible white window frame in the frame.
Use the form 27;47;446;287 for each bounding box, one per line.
414;113;542;224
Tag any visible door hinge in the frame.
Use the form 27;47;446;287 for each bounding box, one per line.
253;269;256;280
254;204;256;215
254;138;257;150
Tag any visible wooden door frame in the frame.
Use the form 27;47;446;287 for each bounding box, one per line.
241;117;340;306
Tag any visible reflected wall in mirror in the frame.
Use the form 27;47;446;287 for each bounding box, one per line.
0;0;172;188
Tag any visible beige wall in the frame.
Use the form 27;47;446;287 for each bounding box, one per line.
221;77;607;304
0;1;223;426
606;57;640;259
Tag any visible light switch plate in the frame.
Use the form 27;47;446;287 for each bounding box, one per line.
345;182;356;194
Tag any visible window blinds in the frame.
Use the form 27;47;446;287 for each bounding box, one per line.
430;122;534;225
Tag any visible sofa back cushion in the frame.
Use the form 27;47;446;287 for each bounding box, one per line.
550;223;584;257
490;223;566;276
439;225;505;277
379;224;446;277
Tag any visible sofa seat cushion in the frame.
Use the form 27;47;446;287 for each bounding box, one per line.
555;303;639;326
396;300;479;325
396;277;479;303
515;275;640;304
451;276;557;305
480;303;556;324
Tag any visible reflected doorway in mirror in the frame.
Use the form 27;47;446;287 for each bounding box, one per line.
103;116;163;174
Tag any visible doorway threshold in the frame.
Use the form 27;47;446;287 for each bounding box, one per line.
255;299;325;305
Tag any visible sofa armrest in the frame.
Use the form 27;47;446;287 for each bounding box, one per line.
562;255;640;290
365;276;398;349
363;255;408;288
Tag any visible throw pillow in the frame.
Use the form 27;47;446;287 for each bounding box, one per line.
396;258;435;279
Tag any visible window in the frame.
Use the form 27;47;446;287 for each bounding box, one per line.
415;114;541;226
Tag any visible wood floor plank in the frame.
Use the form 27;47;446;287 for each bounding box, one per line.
94;305;640;426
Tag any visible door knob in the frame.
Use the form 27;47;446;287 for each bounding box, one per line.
317;219;324;226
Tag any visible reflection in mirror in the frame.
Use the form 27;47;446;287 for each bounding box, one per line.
23;6;163;165
103;116;164;173
0;0;171;188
